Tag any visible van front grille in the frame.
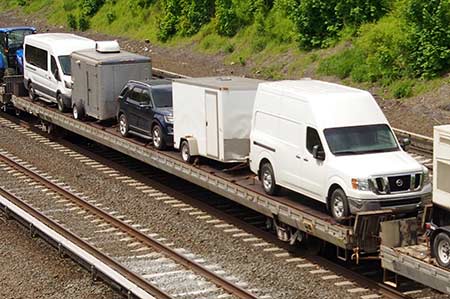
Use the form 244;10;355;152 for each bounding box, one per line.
371;173;423;194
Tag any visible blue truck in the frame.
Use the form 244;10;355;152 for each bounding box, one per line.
0;26;36;80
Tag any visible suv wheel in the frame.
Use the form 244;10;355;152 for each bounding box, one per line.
330;188;350;222
434;232;450;268
260;162;280;195
152;124;167;150
56;93;66;112
119;114;129;137
180;140;193;163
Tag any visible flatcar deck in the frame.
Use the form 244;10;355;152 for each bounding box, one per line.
10;94;389;253
381;244;450;295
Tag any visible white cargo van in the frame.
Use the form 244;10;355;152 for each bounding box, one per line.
24;33;96;112
249;80;431;221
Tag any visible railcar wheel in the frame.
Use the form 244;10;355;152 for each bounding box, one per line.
434;232;450;268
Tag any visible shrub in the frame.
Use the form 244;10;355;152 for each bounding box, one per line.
80;0;105;17
67;13;77;30
106;10;116;24
157;0;181;41
405;0;450;78
17;0;27;6
78;14;90;31
215;0;239;36
392;80;414;98
179;0;214;36
63;0;77;11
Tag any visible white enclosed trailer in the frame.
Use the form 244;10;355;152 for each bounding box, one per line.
173;76;264;163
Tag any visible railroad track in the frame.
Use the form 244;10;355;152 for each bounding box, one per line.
0;149;261;299
2;111;444;299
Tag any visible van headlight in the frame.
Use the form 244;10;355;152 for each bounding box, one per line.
423;168;431;185
351;178;371;191
164;115;173;124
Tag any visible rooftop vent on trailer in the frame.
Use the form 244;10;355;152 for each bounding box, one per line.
95;40;120;53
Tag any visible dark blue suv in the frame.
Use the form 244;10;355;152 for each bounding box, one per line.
117;80;173;150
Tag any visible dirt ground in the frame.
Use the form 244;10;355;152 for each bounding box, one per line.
2;9;450;137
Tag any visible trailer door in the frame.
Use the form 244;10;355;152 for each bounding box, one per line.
87;64;98;114
205;91;219;158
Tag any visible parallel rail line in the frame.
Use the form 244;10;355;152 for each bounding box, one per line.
0;150;258;299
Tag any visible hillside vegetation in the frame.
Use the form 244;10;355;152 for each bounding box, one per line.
4;0;450;98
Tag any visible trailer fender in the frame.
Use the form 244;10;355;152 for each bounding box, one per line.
181;137;199;157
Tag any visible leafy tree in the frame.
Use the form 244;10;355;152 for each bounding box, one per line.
405;0;450;78
215;0;239;36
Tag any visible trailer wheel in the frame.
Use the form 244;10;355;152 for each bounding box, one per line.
260;162;280;195
28;82;36;101
72;104;84;120
330;188;350;222
180;140;193;164
56;93;67;112
119;114;129;137
434;232;450;268
152;124;167;150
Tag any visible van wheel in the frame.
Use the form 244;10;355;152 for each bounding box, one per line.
56;93;67;112
72;104;84;120
434;232;450;268
119;114;129;137
260;162;280;195
180;140;193;164
28;82;36;101
330;188;350;222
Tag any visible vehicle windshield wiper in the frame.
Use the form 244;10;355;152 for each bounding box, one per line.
333;150;361;155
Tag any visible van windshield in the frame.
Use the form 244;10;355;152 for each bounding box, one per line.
152;85;172;108
58;55;71;76
324;124;399;156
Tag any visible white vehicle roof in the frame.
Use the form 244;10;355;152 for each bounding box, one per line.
258;79;388;129
25;33;96;56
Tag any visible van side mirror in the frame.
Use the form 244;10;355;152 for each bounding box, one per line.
400;137;411;151
312;145;325;161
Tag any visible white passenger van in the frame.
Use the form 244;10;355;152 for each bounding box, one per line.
24;33;96;112
249;80;431;221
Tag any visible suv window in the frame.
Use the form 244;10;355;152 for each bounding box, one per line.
126;87;142;103
140;89;152;105
306;127;323;154
50;56;60;81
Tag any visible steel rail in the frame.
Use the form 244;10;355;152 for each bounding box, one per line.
0;151;259;299
0;186;169;299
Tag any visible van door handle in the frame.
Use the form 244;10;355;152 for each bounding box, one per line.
296;155;301;159
303;158;309;162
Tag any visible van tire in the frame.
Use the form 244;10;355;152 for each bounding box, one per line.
434;232;450;268
152;124;167;150
28;82;36;101
260;162;280;195
119;114;129;137
72;104;84;120
180;140;194;164
330;188;350;222
56;93;67;112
